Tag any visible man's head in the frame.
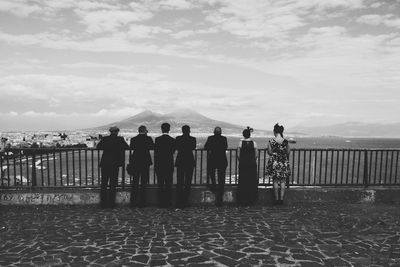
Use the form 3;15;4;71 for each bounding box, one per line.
138;125;148;134
161;123;170;133
214;127;222;135
109;126;119;136
182;125;190;135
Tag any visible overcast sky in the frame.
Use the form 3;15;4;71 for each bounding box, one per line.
0;0;399;131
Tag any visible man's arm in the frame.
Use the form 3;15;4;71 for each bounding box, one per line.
121;138;129;150
148;137;154;150
96;138;105;149
129;138;134;149
171;137;176;153
204;137;210;150
154;138;160;159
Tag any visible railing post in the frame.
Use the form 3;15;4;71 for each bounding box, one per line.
32;153;37;187
363;150;369;188
286;149;292;189
0;152;4;187
121;150;126;190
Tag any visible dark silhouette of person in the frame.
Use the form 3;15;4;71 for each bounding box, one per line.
129;125;154;207
97;126;129;208
154;123;176;208
175;125;196;208
237;127;258;206
204;126;228;206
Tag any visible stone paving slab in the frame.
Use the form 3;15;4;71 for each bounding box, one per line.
0;203;400;266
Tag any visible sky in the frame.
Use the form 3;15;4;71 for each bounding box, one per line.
0;0;399;131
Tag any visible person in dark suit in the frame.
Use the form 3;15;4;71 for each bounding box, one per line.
175;125;196;208
204;127;228;206
129;125;154;207
97;126;129;208
154;123;176;208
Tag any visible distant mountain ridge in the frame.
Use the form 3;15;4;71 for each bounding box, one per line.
290;122;400;137
91;109;270;136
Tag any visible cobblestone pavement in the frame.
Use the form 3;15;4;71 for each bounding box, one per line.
1;203;400;266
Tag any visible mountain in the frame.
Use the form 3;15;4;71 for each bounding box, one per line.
289;122;400;137
91;109;270;136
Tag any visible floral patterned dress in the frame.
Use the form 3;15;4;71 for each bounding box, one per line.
266;139;291;182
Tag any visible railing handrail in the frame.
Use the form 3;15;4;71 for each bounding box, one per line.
4;148;400;152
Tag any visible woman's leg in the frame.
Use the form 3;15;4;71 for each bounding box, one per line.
273;181;279;200
280;181;286;200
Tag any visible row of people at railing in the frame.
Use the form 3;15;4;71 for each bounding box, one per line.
97;123;291;209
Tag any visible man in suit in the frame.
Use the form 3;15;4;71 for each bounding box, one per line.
204;127;228;206
175;125;196;208
154;123;176;208
97;126;129;208
130;125;154;207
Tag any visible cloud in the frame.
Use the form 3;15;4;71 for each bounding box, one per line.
61;62;127;70
1;0;400;130
0;111;19;116
357;14;400;28
21;111;57;116
170;28;218;39
0;0;42;17
155;0;199;10
204;0;367;39
127;24;171;39
0;30;224;64
75;9;154;34
357;14;384;25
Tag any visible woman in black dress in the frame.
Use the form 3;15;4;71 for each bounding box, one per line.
237;127;258;206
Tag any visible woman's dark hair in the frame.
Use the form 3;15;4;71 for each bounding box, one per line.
273;123;284;137
242;126;253;139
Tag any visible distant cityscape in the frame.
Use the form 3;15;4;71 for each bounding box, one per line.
1;109;400;150
0;131;103;149
0;110;271;149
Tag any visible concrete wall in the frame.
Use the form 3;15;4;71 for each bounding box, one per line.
1;186;400;206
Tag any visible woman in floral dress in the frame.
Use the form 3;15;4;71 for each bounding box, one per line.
266;123;291;204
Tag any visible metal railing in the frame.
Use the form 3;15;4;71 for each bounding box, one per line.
1;148;399;188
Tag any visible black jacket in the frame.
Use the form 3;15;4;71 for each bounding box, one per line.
154;134;176;172
204;134;228;168
97;135;129;168
130;134;154;167
175;135;196;167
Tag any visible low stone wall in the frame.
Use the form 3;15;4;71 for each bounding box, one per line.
1;186;400;205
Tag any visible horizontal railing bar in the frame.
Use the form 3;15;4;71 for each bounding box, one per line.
3;148;400;152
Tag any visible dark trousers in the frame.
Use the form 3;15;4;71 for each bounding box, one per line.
130;165;150;207
176;166;194;208
209;166;226;206
100;166;119;208
156;168;173;208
